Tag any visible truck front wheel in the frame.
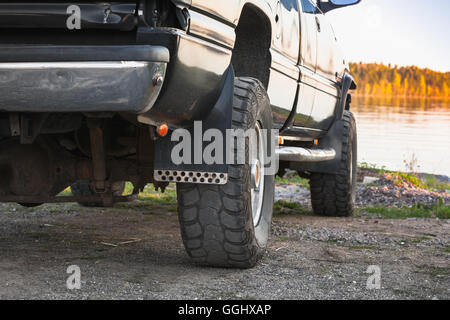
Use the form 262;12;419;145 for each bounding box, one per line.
309;111;358;217
177;77;274;268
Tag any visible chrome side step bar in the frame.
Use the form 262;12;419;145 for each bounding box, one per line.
276;147;336;163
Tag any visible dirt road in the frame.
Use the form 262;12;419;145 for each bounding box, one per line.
0;184;448;300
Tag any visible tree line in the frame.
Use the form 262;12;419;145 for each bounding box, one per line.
350;62;450;98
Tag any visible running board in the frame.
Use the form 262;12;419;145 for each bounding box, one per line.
276;147;336;162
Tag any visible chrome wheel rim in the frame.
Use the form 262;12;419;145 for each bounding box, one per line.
251;122;265;227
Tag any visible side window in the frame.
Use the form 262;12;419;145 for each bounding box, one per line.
300;0;318;14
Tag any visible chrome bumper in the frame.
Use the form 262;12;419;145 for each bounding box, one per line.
0;60;166;113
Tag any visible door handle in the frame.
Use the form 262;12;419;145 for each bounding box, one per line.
315;16;321;32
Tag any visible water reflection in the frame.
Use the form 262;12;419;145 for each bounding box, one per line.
352;96;450;176
354;96;449;112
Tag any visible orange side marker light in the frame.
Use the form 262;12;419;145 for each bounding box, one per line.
157;123;169;137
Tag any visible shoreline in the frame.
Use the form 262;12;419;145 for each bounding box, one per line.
276;166;450;219
353;94;450;100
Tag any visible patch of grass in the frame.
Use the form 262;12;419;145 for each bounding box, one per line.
125;276;144;284
359;162;388;173
58;182;177;205
124;182;177;204
319;265;331;274
139;185;176;203
327;237;346;244
113;183;178;215
422;174;450;192
273;200;310;216
57;187;73;197
361;199;450;220
276;172;309;188
411;236;432;243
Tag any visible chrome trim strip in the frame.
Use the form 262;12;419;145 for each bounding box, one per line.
299;65;339;97
280;136;315;142
0;61;149;70
270;48;300;80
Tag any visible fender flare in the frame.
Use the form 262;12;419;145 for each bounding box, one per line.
336;73;357;120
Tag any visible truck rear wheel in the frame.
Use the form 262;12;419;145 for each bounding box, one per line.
70;181;125;207
177;77;274;268
309;111;357;217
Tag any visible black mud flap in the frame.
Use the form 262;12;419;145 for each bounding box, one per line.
153;66;234;182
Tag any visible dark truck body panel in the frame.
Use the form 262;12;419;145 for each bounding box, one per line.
0;0;354;134
0;3;138;31
0;2;235;129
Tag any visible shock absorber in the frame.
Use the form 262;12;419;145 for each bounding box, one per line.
87;119;107;193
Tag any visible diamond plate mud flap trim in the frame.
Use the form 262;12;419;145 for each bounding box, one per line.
154;170;228;185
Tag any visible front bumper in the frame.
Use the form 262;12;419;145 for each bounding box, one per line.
0;45;169;113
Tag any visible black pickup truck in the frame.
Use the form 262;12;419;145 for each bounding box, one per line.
0;0;360;268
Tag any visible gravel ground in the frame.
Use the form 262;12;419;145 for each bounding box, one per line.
0;182;448;300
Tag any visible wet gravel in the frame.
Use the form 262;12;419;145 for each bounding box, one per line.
272;219;450;248
0;176;448;300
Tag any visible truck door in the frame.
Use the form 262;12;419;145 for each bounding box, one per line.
293;0;318;128
314;8;337;81
309;4;340;130
267;0;301;129
298;0;317;72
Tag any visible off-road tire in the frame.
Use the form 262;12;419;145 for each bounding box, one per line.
70;181;125;207
177;77;275;268
309;111;357;217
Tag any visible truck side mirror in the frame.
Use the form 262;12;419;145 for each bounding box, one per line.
319;0;361;13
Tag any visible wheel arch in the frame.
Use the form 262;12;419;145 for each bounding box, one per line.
335;73;357;120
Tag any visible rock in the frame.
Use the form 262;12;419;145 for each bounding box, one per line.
363;176;380;185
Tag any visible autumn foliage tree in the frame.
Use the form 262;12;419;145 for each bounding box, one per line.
350;62;450;98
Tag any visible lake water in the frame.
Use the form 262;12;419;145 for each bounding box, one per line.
352;97;450;177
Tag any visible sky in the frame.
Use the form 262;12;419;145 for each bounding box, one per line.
325;0;450;72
